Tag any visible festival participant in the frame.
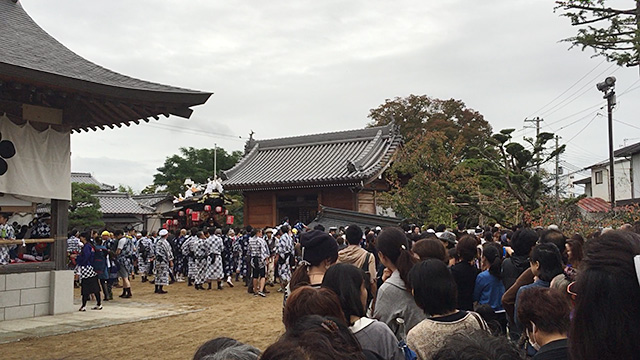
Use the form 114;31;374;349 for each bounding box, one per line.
67;229;82;271
517;287;570;360
264;228;277;286
153;229;174;294
238;226;252;288
338;225;378;304
92;235;110;301
0;212;16;265
206;228;225;290
289;229;338;293
407;259;488;360
276;225;295;293
450;235;479;311
432;330;525;360
115;229;135;298
173;228;188;282
102;231;117;300
569;231;640;360
514;243;564;333
473;243;506;333
248;227;269;297
193;230;208;290
222;228;236;287
181;227;199;287
76;232;102;311
137;230;154;283
322;263;404;360
373;227;424;339
283;286;347;329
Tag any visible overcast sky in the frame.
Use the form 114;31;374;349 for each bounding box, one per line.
21;0;640;192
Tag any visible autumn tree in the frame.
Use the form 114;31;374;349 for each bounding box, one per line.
153;147;243;196
556;0;640;67
69;183;104;231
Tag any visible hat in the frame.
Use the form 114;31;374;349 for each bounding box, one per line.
292;228;298;234
300;230;338;266
264;228;274;234
158;229;169;236
375;226;382;231
101;231;110;237
437;231;457;244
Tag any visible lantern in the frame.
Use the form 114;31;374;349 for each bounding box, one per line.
226;215;234;225
204;205;211;211
178;211;185;217
215;206;223;213
165;219;172;226
162;223;168;229
192;211;200;221
224;209;229;215
186;208;192;215
173;219;179;226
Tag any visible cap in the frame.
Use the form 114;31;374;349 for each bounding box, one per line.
300;230;339;266
264;228;274;234
101;231;110;237
159;229;169;236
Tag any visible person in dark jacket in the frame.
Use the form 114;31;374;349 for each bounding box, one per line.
501;229;537;290
92;236;110;301
450;235;479;311
76;232;102;311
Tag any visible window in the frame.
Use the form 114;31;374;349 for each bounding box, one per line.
595;170;603;184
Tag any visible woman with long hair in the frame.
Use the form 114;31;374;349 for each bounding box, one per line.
288;230;338;293
473;243;506;333
372;227;424;339
323;263;404;360
564;238;583;281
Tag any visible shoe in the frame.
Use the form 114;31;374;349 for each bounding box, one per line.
218;284;223;290
92;305;103;310
263;289;270;294
226;278;234;288
157;290;168;294
79;306;86;312
257;291;266;297
141;277;147;283
277;288;284;293
103;298;109;302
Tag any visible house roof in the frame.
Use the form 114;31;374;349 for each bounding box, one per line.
307;206;403;230
614;141;640;158
95;192;154;215
577;197;610;213
132;193;173;208
221;123;402;191
573;177;591;185
0;0;211;132
70;172;115;191
584;158;628;170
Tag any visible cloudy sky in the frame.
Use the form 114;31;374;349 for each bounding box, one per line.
21;0;640;191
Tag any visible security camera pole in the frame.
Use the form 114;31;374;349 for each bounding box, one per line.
596;76;617;209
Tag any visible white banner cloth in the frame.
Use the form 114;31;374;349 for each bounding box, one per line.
0;115;71;201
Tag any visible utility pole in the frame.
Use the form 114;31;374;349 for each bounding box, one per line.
213;143;217;179
596;76;617;209
555;135;560;203
525;117;544;175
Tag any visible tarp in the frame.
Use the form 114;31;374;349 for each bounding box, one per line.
0;115;71;201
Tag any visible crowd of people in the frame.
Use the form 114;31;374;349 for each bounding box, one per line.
64;219;640;360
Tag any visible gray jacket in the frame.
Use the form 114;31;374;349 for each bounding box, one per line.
351;317;405;360
373;270;426;340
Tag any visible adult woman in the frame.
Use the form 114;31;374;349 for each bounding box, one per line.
473;243;506;332
502;228;537;290
92;235;110;301
76;232;102;311
289;229;338;292
407;259;487;360
283;286;347;329
517;287;570;360
323;263;404;360
564;238;583;281
373;227;424;339
412;238;447;263
450;235;479;311
569;231;640;360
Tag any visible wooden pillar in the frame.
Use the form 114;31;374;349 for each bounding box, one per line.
51;199;69;271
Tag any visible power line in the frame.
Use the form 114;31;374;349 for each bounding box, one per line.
564;113;602;143
143;122;246;141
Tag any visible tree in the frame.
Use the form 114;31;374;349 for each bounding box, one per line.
117;184;134;195
556;0;640;67
153;147;243;196
368;95;492;158
475;129;565;224
69;183;104;231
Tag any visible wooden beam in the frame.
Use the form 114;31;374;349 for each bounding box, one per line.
168;107;193;119
51;199;69;271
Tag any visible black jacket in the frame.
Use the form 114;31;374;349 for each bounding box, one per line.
501;254;530;290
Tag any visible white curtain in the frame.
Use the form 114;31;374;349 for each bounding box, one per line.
0;115;71;201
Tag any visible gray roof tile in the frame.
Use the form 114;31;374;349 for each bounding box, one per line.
95;192;154;215
132;193;172;208
71;172;115;191
307;206;403;230
222;123;401;190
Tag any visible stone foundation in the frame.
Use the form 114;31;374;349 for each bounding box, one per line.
0;270;74;320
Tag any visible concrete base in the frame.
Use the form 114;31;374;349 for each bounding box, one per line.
49;270;74;315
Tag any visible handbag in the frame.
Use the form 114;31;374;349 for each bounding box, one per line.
78;264;97;279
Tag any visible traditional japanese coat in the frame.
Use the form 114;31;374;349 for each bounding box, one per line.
154;237;174;286
137;237;155;274
277;232;295;282
206;235;224;281
0;224;16;265
181;235;198;278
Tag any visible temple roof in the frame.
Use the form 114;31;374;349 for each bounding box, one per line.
221;123;401;191
70;172;115;191
307;206;403;230
0;0;211;131
95;192;154;215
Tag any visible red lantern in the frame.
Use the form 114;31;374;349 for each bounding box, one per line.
224;209;229;215
173;219;179;226
226;215;234;225
204;205;211;211
166;219;172;226
191;211;200;221
162;223;168;229
215;206;222;213
186;208;192;215
178;211;185;217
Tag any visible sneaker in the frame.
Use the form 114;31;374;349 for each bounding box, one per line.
277;288;284;293
157;290;168;294
79;306;86;312
257;291;266;297
226;278;234;288
92;305;103;310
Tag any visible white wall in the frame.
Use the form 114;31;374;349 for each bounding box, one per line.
591;160;632;201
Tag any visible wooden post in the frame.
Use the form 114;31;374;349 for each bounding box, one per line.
51;199;69;271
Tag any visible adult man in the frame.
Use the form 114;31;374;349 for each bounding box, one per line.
248;227;269;297
102;230;117;300
0;213;16;265
115;230;135;298
137;230;155;282
193;230;208;290
206;228;225;290
153;229;174;294
337;224;377;303
181;227;199;286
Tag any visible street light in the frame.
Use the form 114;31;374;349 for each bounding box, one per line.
596;76;616;209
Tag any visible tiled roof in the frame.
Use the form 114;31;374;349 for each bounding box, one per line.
0;0;211;131
95;192;154;215
132;193;172;208
222;123;401;190
614;141;640;158
577;197;610;213
71;172;115;191
307;206;403;230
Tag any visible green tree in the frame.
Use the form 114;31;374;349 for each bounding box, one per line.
140;184;159;194
153;147;243;196
69;183;104;231
556;0;639;67
117;184;134;195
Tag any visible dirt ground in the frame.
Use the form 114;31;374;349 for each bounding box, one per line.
0;277;285;360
